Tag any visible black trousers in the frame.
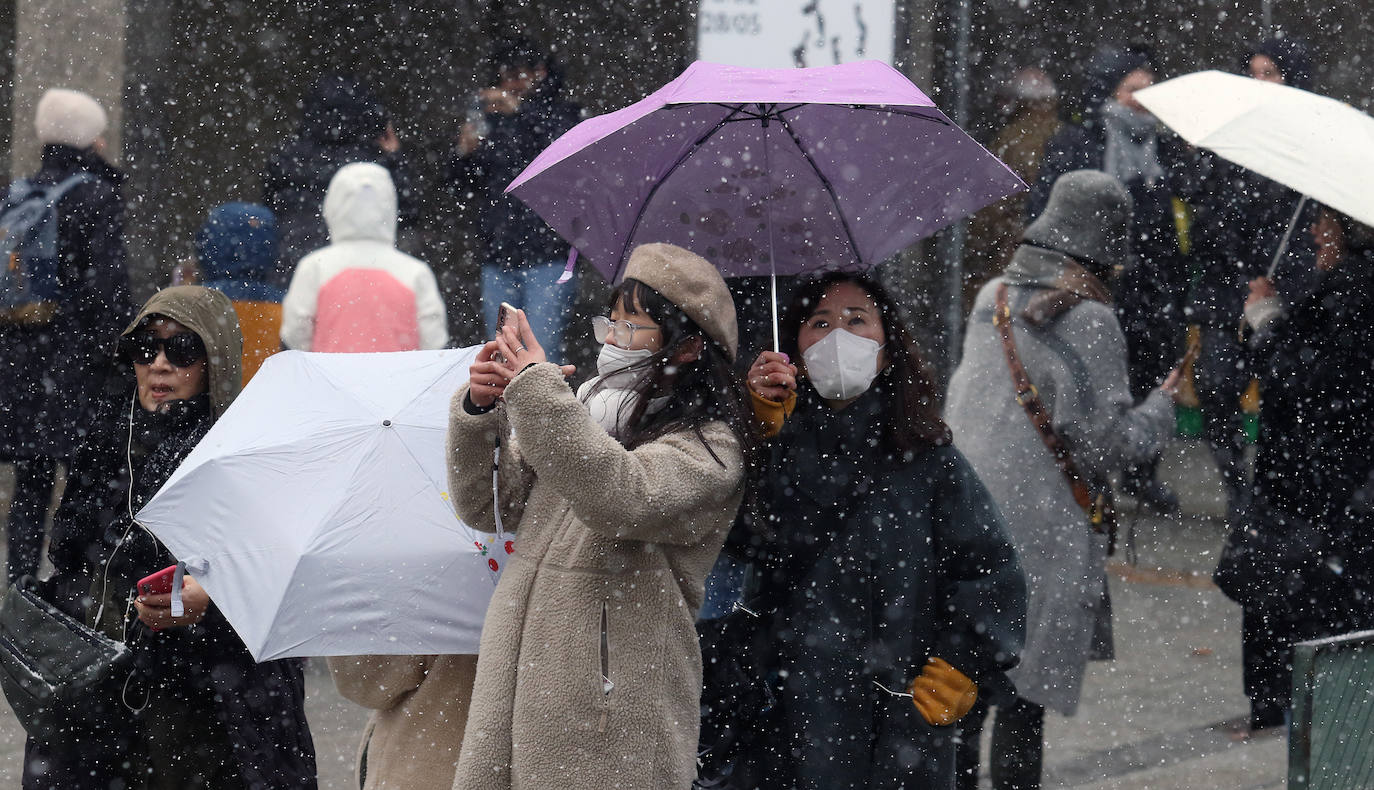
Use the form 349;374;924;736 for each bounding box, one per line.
1241;605;1294;729
956;696;1045;790
5;457;56;584
1194;327;1251;514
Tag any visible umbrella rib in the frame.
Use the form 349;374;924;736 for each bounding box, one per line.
775;113;866;268
694;102;950;126
847;105;952;125
612;104;751;280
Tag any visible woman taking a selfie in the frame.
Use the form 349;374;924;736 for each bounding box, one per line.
446;243;755;790
26;286;316;789
734;271;1026;789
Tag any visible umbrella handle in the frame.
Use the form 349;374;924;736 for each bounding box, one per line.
771;271;780;354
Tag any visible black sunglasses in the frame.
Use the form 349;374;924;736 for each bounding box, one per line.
120;332;207;367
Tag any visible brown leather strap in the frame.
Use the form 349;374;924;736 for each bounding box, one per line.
994;283;1107;535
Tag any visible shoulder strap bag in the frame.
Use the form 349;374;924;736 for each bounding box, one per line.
994;282;1118;554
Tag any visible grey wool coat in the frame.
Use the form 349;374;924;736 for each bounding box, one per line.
446;362;745;790
944;245;1172;715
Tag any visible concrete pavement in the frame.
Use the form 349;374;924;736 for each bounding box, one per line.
0;438;1286;788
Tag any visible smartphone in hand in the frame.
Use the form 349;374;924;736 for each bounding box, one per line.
137;565;179;598
494;301;516;364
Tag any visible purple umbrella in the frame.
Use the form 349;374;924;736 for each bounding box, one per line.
508;60;1025;343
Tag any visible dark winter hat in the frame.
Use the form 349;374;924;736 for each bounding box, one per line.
1244;37;1313;91
488;36;547;73
1083;44;1155;112
195;203;278;284
623;243;738;361
1022;170;1133;271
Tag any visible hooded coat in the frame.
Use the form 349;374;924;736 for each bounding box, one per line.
198;203;285;384
738;378;1025;789
280;162;447;352
263;75;417;283
945;245;1173;715
445;363;745;790
0;143;130;460
28;286;316;790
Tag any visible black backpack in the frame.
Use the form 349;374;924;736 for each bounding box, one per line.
0;173;92;324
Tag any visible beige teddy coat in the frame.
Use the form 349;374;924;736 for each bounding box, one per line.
328;653;478;789
446;362;744;790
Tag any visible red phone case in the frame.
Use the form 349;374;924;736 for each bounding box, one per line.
137;565;178;597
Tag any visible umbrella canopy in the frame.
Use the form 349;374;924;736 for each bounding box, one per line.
508;60;1026;283
1136;70;1374;227
135;348;505;662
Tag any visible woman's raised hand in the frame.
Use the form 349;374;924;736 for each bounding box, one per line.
474;310;574;404
748;350;798;402
468;341;509;409
494;309;547;371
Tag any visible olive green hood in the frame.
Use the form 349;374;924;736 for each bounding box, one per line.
123;285;243;419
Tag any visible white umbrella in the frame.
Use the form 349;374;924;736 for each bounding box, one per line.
1136;70;1374;274
135;348;507;662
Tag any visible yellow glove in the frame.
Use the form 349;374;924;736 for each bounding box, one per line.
908;657;978;726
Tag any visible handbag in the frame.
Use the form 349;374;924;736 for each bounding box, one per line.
0;578;136;740
1213;499;1324;611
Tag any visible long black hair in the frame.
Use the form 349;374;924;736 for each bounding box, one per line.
780;271;951;453
589;278;761;476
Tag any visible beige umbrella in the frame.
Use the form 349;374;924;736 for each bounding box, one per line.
1137;70;1374;274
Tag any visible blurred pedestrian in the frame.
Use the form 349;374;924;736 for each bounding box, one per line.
447;36;581;359
447;243;754;789
1030;44;1190;512
280;162;448;352
727;271;1026;789
1183;37;1318;527
0;88;130;584
327;654;477;789
263;74;417;287
964;67;1062;310
196;202;284;384
1215;205;1374;737
947;171;1180;789
25;285;315;788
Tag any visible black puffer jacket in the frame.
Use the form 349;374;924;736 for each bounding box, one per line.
737;382;1026;790
263;75;417;283
447;72;580;269
0;144;129;460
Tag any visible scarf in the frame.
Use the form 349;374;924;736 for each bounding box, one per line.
1100;100;1164;188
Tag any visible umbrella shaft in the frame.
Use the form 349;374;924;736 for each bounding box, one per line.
1266;195;1308;279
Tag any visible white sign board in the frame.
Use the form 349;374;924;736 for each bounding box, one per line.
697;0;896;69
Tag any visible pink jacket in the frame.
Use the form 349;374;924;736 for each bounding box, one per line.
281;162;447;352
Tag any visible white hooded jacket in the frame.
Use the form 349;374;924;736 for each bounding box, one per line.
280;162;447;352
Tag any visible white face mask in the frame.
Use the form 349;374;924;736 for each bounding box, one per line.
596;342;654;381
579;343;668;438
802;328;884;401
